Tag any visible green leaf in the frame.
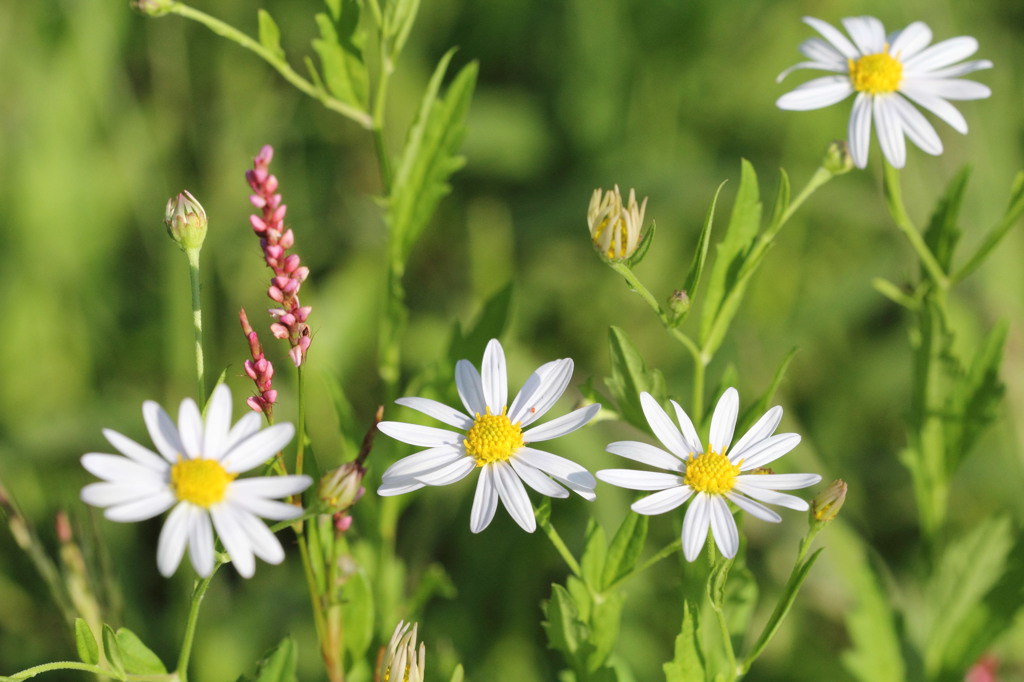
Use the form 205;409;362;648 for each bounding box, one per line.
724;563;759;642
676;182;726;326
738;347;798;434
605;326;667;433
705;554;733;610
765;168;791;235
257;10;286;61
944;319;1007;473
587;592;624;673
322;371;358;459
601;512;648;591
746;550;823;673
954;171;1024;282
663;600;706;682
625;220;656;268
581;519;607;592
923;516;1013;677
447;281;514;365
340;568;376;663
542;584;587;667
449;664;465;682
700;159;762;346
924;166;970;272
253;637;298;682
384;0;421;58
839;548;905;682
116;627;167;674
311;1;369;110
74;618;98;665
102;624;125;678
388;52;478;264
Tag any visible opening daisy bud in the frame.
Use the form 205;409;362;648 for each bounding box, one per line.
380;621;426;682
811;478;847;524
164;190;207;253
587;185;648;260
319;461;366;513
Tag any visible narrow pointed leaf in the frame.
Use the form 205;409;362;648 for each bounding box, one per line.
581;518;607;592
605;326;667;432
924;165;970;272
678;182;726;325
74;618;99;665
311;3;369;110
663;601;706;682
253;637;298;682
116;627;167;674
102;624;125;678
602;512;648;591
257;10;286;61
738;347;797;433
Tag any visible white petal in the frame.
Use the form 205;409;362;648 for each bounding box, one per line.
803;16;859;59
143;400;185;462
481;339;508;413
849;92;873;168
605;440;684;472
908;78;990;101
729;406;782;463
670;400;704;456
630;486;693;516
524;403;600;442
733;482;810;511
395;397;473;430
102;429;168;471
516;447;596;500
509;359;573;427
157;503;191;577
81;453;164;484
228;494;303;521
903;36;979;73
220;423;296;473
236;510;285;564
470;466;498;533
776;76;854;111
81;481;166;507
212;504;255;578
177;397;203;459
681;493;711;562
415;457;477;486
105;489;176;522
377;421;462;447
725;491;782;523
595;469;684;491
509;458;569;498
455;359;487;417
919;60;993;79
377;479;426;496
776;60;846;83
899;84;968;133
890;94;943;155
202;384;233;461
889;21;933;61
492;462;535;532
737;433;801;470
841;16;886;56
737;472;822;490
229;475;312;501
224;412;263;453
708;495;739;559
639;392;690;458
799;37;847;67
709;388;739;454
381;445;465;482
874;95;906;168
187;509;215;577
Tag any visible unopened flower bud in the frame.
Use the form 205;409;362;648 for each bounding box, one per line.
587;185;648;261
823;140;854;175
669;290;690;317
164;190;207;253
811;478;847;523
131;0;174;16
319;461;366;513
380;621;426;682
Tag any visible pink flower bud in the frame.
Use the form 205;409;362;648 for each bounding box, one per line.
257;145;274;164
272;205;287;222
246;396;263;412
250;215;267;233
279;313;296;327
244;360;258;380
295;267;310;283
289;346;303;367
270;323;290;339
284;254;301;273
249;194;267;209
267;194;282;210
265;245;284;261
268;286;284;303
264;389;278;403
280;230;295;249
282;279;299;295
296;306;312;322
335;514;353;533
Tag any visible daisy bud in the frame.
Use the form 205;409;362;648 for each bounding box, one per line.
319;461;366;513
380;621;426;682
587;185;648;261
823;140;854;176
669;289;691;318
811;479;847;524
164;190;207;253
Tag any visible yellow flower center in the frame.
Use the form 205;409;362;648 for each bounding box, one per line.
849;47;903;94
683;448;741;495
464;407;524;466
170;457;237;507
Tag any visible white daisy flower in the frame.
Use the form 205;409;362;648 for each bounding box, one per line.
80;384;311;578
377;339;601;534
776;16;992;169
596;389;821;562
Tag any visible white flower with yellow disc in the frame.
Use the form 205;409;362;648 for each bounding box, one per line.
377;339;600;533
80;384;311;578
597;389;820;562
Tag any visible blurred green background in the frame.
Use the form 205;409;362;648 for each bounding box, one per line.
1;0;1023;679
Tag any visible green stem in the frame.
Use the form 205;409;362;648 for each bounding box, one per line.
604;539;681;591
775;166;832;231
537;512;582;578
186;249;205;405
2;661;179;681
692;354;707;428
706;544;737;681
175;563;221;681
295;365;306;479
297;534;330;657
166;3;373;129
882;162;949;290
608;261;702;363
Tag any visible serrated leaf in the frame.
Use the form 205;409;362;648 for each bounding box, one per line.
588;592;624;673
581;519;607;593
447;281;514;365
388;52;477;263
602;512;648;591
924;166;970;272
116;627;166;674
676;182;726;327
340;568;375;662
542;584;587;666
605;326;666;432
74;618;99;665
700;160;762;346
257;10;286;61
311;3;369;110
253;637;298;682
663;600;706;682
102;624;125;678
625;220;656;268
945;319;1007;473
